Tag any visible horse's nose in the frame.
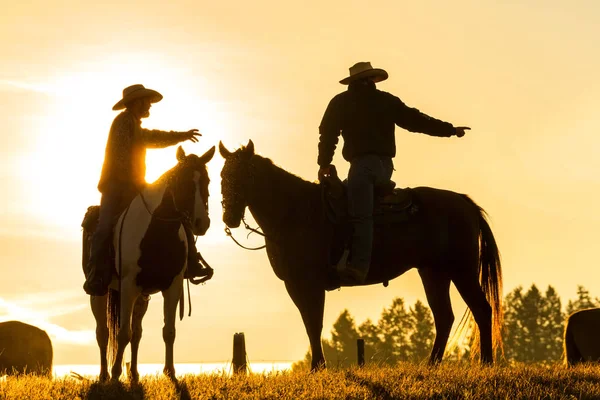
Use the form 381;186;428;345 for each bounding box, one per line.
195;216;210;235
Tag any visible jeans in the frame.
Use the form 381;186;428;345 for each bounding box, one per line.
84;184;137;294
347;154;394;272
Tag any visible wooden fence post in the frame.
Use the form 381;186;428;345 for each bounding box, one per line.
232;332;248;375
357;338;365;367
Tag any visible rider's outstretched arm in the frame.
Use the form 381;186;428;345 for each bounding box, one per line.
142;129;191;148
388;94;455;137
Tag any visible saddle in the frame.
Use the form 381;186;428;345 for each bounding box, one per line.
321;168;420;290
81;205;116;278
321;168;419;226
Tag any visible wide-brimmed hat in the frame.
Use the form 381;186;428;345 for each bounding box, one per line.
112;84;163;111
339;62;388;85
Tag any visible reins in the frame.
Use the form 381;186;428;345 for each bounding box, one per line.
224;216;267;250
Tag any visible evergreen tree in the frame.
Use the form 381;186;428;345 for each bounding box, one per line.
408;300;435;362
540;286;564;361
377;297;412;362
329;309;359;367
503;284;566;362
503;286;524;361
566;286;600;315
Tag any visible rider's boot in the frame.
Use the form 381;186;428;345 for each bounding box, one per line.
183;223;213;281
83;247;111;296
336;249;368;285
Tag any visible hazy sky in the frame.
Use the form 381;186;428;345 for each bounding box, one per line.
1;0;599;365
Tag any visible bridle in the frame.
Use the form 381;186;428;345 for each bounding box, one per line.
222;199;266;251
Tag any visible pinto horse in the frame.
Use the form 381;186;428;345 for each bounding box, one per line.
219;140;503;370
82;145;215;381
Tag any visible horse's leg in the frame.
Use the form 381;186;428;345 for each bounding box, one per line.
452;276;493;364
129;295;150;383
285;280;326;371
90;294;110;382
162;279;182;380
111;289;139;381
418;268;453;364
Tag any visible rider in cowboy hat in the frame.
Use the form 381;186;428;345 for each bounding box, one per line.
83;84;212;296
318;62;470;285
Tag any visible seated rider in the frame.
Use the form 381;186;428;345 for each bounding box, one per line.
83;84;212;296
317;62;470;285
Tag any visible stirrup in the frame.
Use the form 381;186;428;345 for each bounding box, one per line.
187;266;214;285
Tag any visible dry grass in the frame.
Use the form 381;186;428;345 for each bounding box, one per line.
1;363;600;399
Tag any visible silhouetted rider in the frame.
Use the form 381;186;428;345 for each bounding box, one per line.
83;84;210;296
317;62;470;284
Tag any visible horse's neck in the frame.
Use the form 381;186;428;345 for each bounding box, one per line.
137;182;168;213
247;158;314;234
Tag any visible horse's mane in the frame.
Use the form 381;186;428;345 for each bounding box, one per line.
251;153;319;196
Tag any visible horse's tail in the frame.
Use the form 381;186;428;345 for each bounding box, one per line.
563;313;582;366
450;195;504;361
107;288;120;367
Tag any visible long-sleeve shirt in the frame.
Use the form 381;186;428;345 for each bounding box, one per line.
98;110;187;193
317;83;456;167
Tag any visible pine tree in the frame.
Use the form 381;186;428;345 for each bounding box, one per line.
408;300;435;362
566;286;600;315
540;286;564;361
503;286;524;361
377;297;412;362
329;309;359;367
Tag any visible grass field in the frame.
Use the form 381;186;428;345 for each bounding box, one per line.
2;363;600;399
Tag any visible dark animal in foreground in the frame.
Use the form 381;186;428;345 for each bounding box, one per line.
219;140;503;370
564;308;600;365
0;320;53;376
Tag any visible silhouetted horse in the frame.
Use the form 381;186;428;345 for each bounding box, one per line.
219;140;503;370
82;146;215;381
564;308;600;365
0;321;53;376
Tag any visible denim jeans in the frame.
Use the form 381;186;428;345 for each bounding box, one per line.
347;154;394;272
85;184;137;286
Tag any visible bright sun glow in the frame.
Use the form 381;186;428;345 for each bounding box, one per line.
16;53;233;241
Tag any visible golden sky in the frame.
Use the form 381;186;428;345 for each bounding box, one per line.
1;0;599;365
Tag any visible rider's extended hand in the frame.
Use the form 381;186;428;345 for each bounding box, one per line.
455;126;470;138
181;129;202;143
318;165;332;182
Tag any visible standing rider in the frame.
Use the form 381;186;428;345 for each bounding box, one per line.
83;84;212;296
317;62;470;285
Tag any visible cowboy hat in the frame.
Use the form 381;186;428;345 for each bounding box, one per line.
112;84;163;111
339;62;388;85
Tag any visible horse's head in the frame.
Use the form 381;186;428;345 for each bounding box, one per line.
219;140;255;228
172;145;215;235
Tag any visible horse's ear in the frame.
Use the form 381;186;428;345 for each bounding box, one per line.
176;146;186;162
198;146;216;164
246;140;254;155
219;141;232;158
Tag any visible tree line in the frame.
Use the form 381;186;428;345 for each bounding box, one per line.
292;285;600;370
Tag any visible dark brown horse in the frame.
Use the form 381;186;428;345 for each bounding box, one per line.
219;140;503;370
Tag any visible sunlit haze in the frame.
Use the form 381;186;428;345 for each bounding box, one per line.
1;0;599;367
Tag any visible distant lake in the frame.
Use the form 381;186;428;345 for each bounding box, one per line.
54;362;294;378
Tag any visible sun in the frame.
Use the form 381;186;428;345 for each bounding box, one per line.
17;53;233;239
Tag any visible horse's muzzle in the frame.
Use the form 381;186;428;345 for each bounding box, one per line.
194;217;210;236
